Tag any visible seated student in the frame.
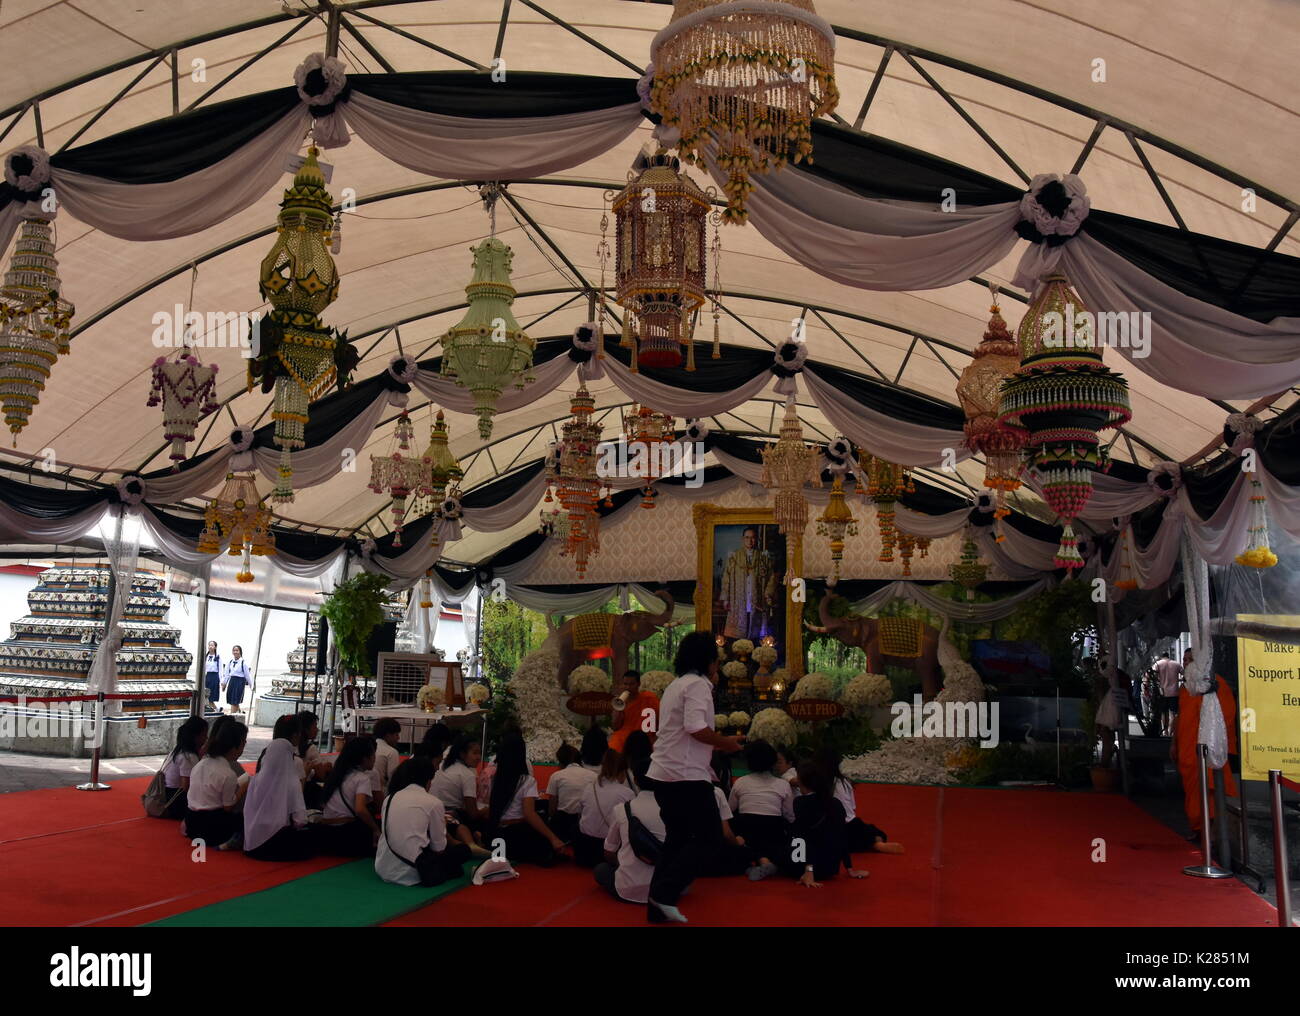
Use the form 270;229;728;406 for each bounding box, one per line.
160;716;208;821
579;725;607;773
371;718;403;801
575;748;635;867
620;729;653;786
296;711;330;809
595;754;664;905
701;751;751;877
376;757;474;887
547;743;598;842
413;722;453;766
774;745;800;785
608;670;659;753
245;719;314;862
185;720;249;850
314;735;380;856
728;739;796;881
432;736;489;830
782;762;869;886
817;748;903;855
487;733;566;867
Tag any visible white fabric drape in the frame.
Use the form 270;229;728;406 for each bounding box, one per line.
847;577;1053;622
343;92;643;180
1181;533;1228;768
411;351;576;418
597;355;774;417
85;508;140;708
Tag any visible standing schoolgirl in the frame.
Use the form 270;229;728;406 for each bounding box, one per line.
202;642;221;712
222;645;251;714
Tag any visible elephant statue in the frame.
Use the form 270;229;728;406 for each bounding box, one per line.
805;592;943;700
546;590;675;692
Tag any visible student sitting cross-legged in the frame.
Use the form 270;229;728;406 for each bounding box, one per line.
244;716;315;862
376;756;484;887
594;754;665;905
185;719;249;851
574;747;636;867
486;733;567;867
313;735;380;856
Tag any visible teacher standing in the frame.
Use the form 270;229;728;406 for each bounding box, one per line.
645;630;743;924
223;645;251;715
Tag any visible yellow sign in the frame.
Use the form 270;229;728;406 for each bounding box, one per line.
1236;614;1300;782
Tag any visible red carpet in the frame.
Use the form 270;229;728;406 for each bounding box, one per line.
0;774;344;927
386;783;1279;927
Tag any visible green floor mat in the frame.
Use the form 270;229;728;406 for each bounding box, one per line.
149;858;478;928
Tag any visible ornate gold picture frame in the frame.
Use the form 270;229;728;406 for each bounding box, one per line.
692;503;804;677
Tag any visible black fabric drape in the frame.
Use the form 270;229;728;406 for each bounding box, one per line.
349;71;641;117
601;341;771;392
0;475;108;517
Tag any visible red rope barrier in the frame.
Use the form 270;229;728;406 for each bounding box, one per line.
0;690;190;704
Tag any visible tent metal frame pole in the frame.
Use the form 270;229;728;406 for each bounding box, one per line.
191;570;210;718
77;563;117;792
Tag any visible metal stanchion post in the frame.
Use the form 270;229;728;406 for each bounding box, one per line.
1270;770;1294;927
76;692;111;792
1184;743;1231;878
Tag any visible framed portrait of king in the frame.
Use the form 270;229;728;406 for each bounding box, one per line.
692;503;804;676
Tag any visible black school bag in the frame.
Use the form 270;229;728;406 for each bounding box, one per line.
624;802;664;865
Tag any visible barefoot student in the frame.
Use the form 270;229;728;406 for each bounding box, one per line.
818;748;903;855
644;630;744;923
785;762;869;887
376;756;475;887
728;739;795;880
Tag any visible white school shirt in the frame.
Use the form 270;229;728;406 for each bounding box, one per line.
203;654;220;675
372;740;400;795
713;785;733;821
375;785;448;887
495;774;539;822
547;763;597;815
729;772;795;821
221;658;250;684
647;672;715;783
188;756;240;810
603;790;666;904
578;777;635;838
431;761;478;812
164;750;198;790
781;768;798;784
834;776;857;823
323;769;373;821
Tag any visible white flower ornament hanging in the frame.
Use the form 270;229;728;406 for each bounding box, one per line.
148;354;219;468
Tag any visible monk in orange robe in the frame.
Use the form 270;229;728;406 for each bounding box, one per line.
1170;675;1238;835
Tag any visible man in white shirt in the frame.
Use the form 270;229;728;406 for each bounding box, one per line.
644;631;743;924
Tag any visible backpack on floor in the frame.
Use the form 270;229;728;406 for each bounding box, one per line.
142;753;183;818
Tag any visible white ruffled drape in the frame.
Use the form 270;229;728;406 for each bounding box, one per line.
848;576;1053;622
85;508;140;709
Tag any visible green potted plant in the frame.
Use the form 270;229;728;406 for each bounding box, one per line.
319;571;393;679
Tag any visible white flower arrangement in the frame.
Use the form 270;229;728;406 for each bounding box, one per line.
714;713;730;730
936;658;987;705
752;645;778;667
640;670;675;697
568;665;612;694
508;646;580;763
721;660;749;680
730;638;755;655
841;672;893;713
416;683;445;709
466;682;490;705
728;710;751;729
841;736;968;786
789;671;836;701
749;707;797;747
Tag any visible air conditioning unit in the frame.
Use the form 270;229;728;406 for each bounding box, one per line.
375;652;464;707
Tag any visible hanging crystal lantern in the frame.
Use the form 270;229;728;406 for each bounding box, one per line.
998;273;1132;571
956;289;1025;539
815;473;857;583
250;146;354;503
950;529;987;601
611;150;717;371
648;0;839;223
859;453;914;563
196;472;276;582
761;400;821;580
541;387;610;577
623;403;675;507
413;410;464;549
440;185;535;439
147;353;219;468
0;217;74;441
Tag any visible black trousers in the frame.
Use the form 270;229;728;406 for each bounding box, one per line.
162;787;189;822
313;819;374;857
246;825;316;862
491;821;556;867
572;831;605;868
845;817;887;854
184;807;239;847
650;780;722;906
414;841;471;886
549;809;580;843
732;813;790;865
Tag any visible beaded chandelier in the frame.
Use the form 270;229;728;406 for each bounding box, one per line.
956;290;1025;537
147;353;219;468
998;273;1132;570
249;147;355;503
368;413;426;548
542;387;610;577
949;529;987;601
609;150;719;371
197;472;276;583
815;473;857;583
0;218;74;441
417;410;464;548
623;403;675;507
648;0;839;223
761;400;821;579
859;453;914;563
440;186;535;439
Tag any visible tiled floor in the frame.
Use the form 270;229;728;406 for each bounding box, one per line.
0;724;274;793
